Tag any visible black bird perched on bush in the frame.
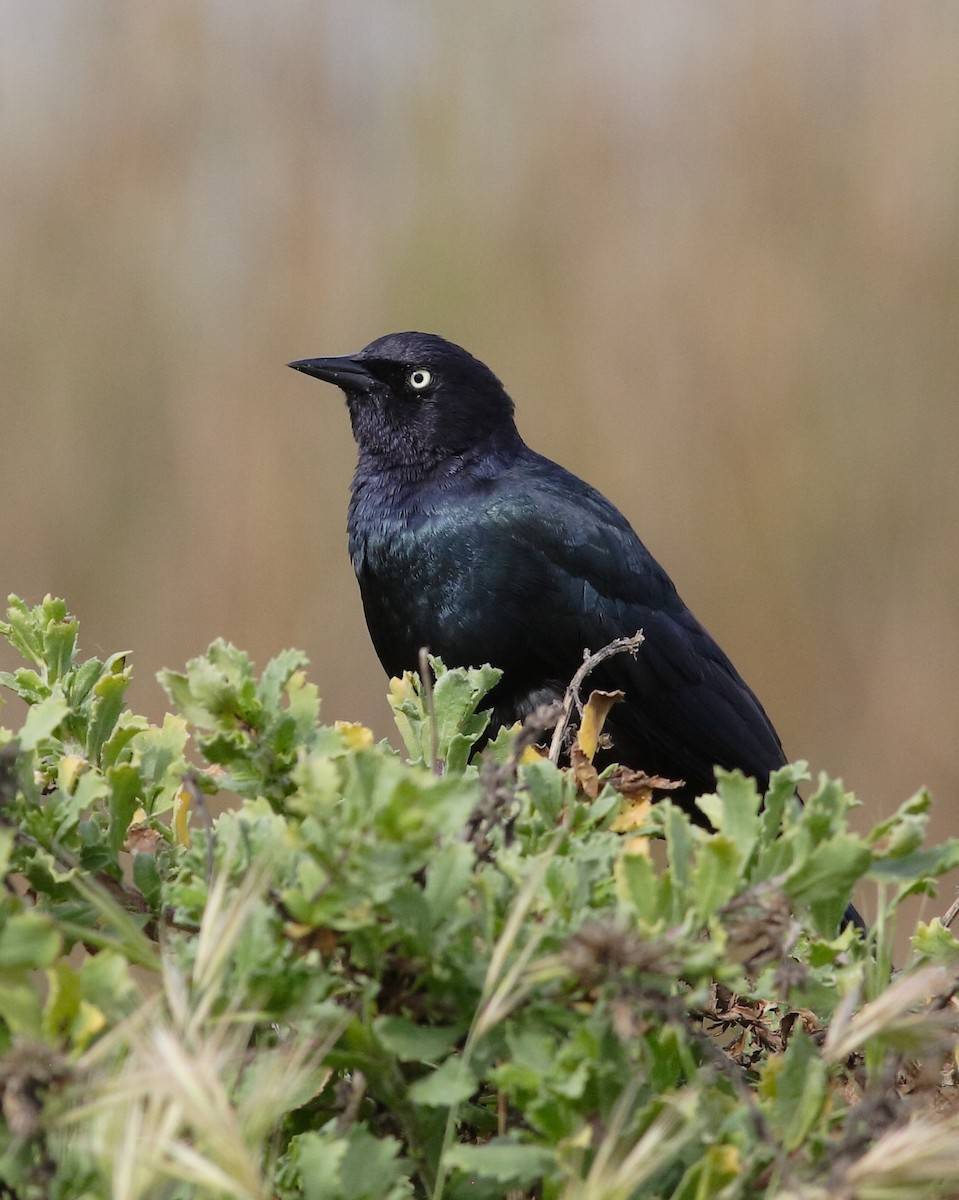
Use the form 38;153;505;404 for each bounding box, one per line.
289;331;791;808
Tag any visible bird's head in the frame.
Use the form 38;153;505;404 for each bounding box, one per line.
289;332;519;467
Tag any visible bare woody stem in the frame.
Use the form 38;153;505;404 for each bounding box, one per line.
547;631;645;764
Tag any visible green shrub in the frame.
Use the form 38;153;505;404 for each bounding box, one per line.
1;594;958;1200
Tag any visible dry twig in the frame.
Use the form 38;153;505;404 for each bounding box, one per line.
547;632;645;764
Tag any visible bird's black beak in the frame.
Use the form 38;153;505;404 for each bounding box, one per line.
287;356;376;394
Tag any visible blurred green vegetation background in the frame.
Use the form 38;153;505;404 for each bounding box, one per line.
3;5;958;880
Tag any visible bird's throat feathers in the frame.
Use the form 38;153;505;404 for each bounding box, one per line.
349;408;524;483
348;427;527;553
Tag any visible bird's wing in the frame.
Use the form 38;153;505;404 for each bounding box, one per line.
491;460;786;793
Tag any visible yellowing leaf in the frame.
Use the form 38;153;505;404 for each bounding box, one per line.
576;689;624;762
388;672;416;703
73;1000;107;1049
505;722;546;764
611;797;654;833
608;768;679;830
58;754;87;793
714;1145;741;1175
173;786;192;847
335;720;375;750
283;923;338;954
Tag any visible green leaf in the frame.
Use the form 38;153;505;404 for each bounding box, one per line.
86;670;132;763
0;911;62;968
257;647;311;711
43;960;82;1040
786;835;872;935
132;851;163;909
100;716;148;770
867;788;932;857
761;762;808;838
292;1129;411;1200
67;874;160;971
443;1139;554;1185
79;949;138;1014
159;639;258;728
760;1032;827;1151
805;774;857;837
388;658;501;769
522;757;572;823
663;802;695;893
911;920;959;969
430;660;500;747
293;1133;348;1200
690;835;743;918
374;1016;463;1063
0;970;42;1036
698;769;761;863
444;729;489;774
0;666;48;704
19;689;69;750
337;1129;410;1200
387;674;424;763
286;667;321;731
408;1055;477;1106
671;1142;742;1200
107;762;142;851
66;655;108;710
615;850;663;925
869;841;959;882
1;594;46;668
43;617;79;683
129;713;189;809
424;841;475;925
60;768;109;839
156;666;197;721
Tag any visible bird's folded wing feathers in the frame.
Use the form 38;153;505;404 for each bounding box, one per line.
491;474;786;787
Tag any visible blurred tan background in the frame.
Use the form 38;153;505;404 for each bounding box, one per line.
3;5;958;918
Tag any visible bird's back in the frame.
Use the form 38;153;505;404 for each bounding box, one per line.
348;443;787;803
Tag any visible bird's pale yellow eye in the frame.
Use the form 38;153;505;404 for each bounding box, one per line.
408;368;432;391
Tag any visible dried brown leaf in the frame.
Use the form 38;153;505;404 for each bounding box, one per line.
125;824;162;856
